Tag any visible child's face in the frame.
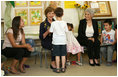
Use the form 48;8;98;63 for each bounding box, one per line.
68;26;72;31
104;23;112;31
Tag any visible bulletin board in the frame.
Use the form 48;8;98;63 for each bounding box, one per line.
29;1;42;7
64;1;76;9
29;8;42;26
15;1;28;7
15;9;28;26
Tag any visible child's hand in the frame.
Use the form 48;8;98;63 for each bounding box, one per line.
88;38;95;42
111;42;115;45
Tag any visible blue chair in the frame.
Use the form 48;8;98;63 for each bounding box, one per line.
25;39;42;66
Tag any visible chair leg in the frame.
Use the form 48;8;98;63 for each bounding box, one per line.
40;52;42;67
45;50;48;68
35;55;37;64
80;54;82;63
100;53;102;64
40;48;43;67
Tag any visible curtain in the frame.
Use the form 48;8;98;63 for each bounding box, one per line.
4;1;15;29
4;1;12;29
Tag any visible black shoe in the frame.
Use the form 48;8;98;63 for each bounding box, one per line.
89;62;95;66
94;63;100;66
50;65;56;69
94;60;100;66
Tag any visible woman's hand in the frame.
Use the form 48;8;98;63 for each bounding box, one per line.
88;38;95;42
43;29;50;39
24;44;33;51
43;32;47;39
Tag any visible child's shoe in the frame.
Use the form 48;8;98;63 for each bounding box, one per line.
53;68;60;73
61;68;66;73
76;61;82;66
106;62;112;66
66;61;71;66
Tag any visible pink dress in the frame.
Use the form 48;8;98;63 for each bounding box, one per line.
66;31;84;54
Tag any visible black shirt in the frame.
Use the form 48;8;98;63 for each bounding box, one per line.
39;18;54;50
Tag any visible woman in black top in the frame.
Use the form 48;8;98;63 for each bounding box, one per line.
77;8;100;66
39;7;56;69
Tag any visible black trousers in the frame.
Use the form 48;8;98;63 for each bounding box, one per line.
42;46;55;61
79;39;100;59
2;47;31;60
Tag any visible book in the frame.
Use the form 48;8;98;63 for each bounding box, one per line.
112;21;115;30
97;21;102;34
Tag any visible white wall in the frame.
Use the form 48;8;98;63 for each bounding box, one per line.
110;1;117;18
1;1;117;37
63;1;117;32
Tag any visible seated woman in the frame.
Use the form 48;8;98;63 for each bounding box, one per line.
77;8;100;66
39;7;56;69
2;16;33;74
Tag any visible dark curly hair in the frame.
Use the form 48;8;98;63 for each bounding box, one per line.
67;23;73;31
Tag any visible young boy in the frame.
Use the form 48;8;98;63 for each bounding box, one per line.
49;7;68;73
100;20;116;66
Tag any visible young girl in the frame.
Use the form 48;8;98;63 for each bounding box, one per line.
66;23;84;66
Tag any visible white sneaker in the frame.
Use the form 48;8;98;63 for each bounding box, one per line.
66;61;71;65
76;61;82;66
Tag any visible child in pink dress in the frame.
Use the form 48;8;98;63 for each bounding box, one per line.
66;23;84;65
